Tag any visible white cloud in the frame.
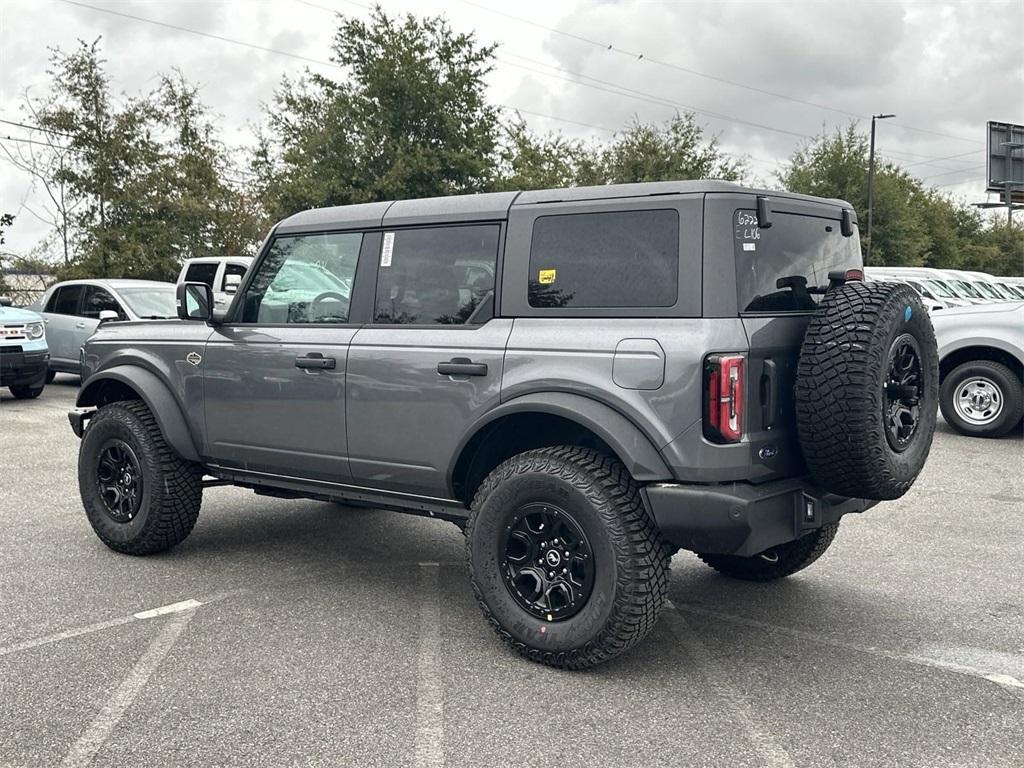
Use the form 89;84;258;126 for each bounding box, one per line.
1;0;1021;255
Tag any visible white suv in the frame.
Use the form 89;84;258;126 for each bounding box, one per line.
177;257;252;308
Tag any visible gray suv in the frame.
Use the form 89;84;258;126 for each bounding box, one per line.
70;181;939;668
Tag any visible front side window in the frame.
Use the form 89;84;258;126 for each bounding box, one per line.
48;285;83;315
184;262;218;287
81;286;124;319
528;209;679;308
373;225;499;325
118;286;177;319
240;233;361;324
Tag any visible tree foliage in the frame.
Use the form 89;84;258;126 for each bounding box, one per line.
256;7;500;219
15;39;264;281
3;13;1020;281
780;125;1023;273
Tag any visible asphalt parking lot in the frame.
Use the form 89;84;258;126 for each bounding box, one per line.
1;379;1021;768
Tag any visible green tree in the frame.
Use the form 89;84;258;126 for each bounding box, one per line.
15;40;263;281
256;7;499;219
599;114;742;184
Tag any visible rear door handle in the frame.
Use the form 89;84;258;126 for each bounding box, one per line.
295;353;336;370
437;358;488;377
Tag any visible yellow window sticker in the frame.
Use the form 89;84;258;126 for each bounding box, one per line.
538;269;557;285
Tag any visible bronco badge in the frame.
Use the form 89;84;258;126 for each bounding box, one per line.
185;352;202;366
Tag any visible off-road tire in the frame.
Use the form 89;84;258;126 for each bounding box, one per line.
79;400;202;555
698;523;839;582
465;446;671;669
9;384;44;399
939;360;1023;438
796;281;938;500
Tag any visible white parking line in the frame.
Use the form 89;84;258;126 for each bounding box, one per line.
674;603;1024;692
133;599;203;620
0;597;215;658
59;610;195;768
664;603;797;768
414;562;445;768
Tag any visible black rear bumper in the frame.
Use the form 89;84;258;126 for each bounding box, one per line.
0;350;49;388
642;478;876;557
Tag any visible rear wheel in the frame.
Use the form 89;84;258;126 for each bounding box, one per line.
79;400;202;555
939;360;1023;438
9;384;44;399
465;446;670;669
698;524;839;582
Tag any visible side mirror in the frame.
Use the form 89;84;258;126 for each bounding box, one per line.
0;296;12;307
98;310;119;324
223;273;242;295
176;281;214;322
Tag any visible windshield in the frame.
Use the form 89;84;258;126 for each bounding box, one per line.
117;286;177;318
951;279;984;299
1000;283;1024;299
984;282;1012;299
922;279;956;299
734;210;860;313
971;281;1001;300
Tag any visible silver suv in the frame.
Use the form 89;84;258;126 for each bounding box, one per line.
69;181;939;668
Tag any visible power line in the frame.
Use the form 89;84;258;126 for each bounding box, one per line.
56;0;344;70
0;118;76;139
920;165;987;182
458;0;984;147
1;135;76;152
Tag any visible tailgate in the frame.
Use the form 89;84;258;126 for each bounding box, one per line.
742;315;809;480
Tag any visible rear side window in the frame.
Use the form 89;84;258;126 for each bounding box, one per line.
373;225;499;325
47;285;83;315
184;262;218;287
222;263;248;290
528;210;678;308
734;210;860;313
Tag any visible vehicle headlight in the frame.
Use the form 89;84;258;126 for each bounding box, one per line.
24;322;44;340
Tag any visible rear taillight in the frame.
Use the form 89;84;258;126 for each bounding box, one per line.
704;354;745;443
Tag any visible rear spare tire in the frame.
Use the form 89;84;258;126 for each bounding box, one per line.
795;280;938;500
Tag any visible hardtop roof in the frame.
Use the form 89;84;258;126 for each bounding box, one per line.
274;180;853;233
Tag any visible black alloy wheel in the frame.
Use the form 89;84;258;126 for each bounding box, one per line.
95;438;144;523
884;333;923;452
500;503;595;622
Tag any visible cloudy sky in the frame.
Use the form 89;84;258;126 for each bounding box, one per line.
1;0;1021;255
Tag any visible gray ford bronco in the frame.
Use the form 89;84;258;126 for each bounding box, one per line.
70;180;939;668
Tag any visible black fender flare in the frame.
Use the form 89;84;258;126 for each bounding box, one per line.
77;365;201;462
448;391;673;493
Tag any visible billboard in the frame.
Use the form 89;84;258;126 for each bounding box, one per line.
986;121;1024;200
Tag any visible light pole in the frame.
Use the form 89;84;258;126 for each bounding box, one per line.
866;113;895;265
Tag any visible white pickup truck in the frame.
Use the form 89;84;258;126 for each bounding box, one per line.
932;301;1024;437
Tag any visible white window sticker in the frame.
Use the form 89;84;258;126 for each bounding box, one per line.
381;232;395;267
743;242;756;251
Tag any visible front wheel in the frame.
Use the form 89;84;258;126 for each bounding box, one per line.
939;360;1023;438
465;447;671;669
698;524;839;582
79;400;202;555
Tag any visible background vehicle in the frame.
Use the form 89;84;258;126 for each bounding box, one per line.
932;303;1024;438
70;181;938;669
869;267;977;306
864;269;946;311
28;280;177;379
177;257;253;309
0;296;49;399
